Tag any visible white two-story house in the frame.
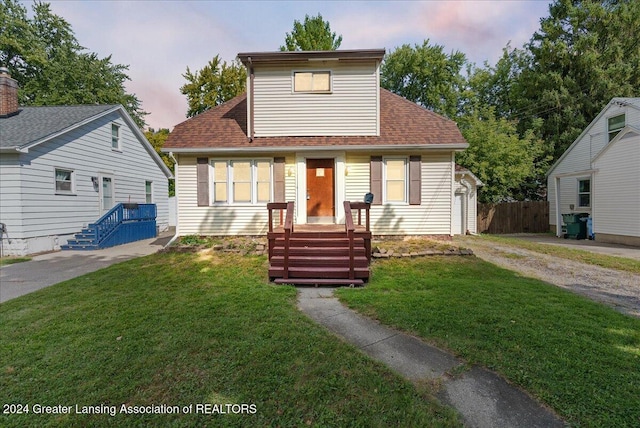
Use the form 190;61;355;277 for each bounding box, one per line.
547;98;640;246
164;49;471;238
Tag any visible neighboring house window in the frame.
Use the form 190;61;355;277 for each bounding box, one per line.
578;178;591;208
293;71;331;93
211;159;272;204
383;158;407;203
55;168;74;194
145;181;153;203
111;123;121;150
607;114;625;141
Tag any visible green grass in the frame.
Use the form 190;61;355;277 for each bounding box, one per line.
473;234;640;274
336;257;640;427
0;251;459;427
0;256;31;266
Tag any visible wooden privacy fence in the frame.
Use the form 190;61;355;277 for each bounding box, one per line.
478;201;549;234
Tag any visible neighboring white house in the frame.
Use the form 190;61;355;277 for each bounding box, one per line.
163;49;471;238
547;97;640;246
0;68;173;256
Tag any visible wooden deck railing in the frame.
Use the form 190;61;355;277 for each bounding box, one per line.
267;202;294;279
343;201;356;280
346;201;371;262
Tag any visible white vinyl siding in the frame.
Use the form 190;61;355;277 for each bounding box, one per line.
0;112;169;253
593;133;640;238
0;154;23;242
346;152;453;235
252;62;379;136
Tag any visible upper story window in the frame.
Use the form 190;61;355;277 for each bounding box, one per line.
383;158;407;203
55;168;75;194
578;178;591;208
211;159;272;204
293;71;331;93
607;113;625;142
111;123;121;150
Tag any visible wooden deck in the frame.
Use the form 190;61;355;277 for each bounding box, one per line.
267;202;372;286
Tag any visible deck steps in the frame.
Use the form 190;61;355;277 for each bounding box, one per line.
268;231;370;286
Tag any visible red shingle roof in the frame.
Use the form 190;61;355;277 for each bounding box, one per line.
164;88;466;150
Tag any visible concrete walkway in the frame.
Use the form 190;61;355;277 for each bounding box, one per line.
298;287;564;428
0;231;174;303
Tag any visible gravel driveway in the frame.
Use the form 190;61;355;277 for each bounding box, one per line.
454;236;640;318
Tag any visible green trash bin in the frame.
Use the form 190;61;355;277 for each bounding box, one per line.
562;213;589;239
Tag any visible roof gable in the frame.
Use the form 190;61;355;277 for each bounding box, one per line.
592;124;640;164
547;97;640;176
164;88;467;152
0;105;118;151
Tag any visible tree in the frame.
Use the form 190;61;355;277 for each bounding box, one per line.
381;41;467;119
457;106;545;203
180;55;246;118
280;13;342;51
145;128;175;196
0;0;146;127
515;0;640;159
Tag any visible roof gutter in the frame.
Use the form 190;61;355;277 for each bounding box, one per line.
162;143;468;154
0;146;28;153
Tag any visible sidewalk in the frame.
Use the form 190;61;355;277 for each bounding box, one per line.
0;231;174;303
297;287;564;428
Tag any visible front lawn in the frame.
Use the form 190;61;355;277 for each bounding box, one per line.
337;256;640;427
0;251;459;427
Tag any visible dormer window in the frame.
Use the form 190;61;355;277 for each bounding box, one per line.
293;71;331;93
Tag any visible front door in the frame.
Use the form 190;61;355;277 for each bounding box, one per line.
306;159;335;222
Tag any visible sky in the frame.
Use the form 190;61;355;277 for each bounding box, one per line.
30;0;552;131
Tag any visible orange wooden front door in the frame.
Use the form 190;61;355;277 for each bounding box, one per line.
306;158;335;218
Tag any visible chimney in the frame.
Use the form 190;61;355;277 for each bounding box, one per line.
0;67;19;117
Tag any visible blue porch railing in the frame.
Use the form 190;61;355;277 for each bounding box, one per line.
62;203;157;250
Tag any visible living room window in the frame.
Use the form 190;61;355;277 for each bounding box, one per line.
383;158;407;203
607;113;625;142
211;159;272;204
293;71;331;93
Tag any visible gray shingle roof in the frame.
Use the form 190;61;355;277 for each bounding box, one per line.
0;105;118;150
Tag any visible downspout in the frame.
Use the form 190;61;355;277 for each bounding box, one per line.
164;151;180;249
